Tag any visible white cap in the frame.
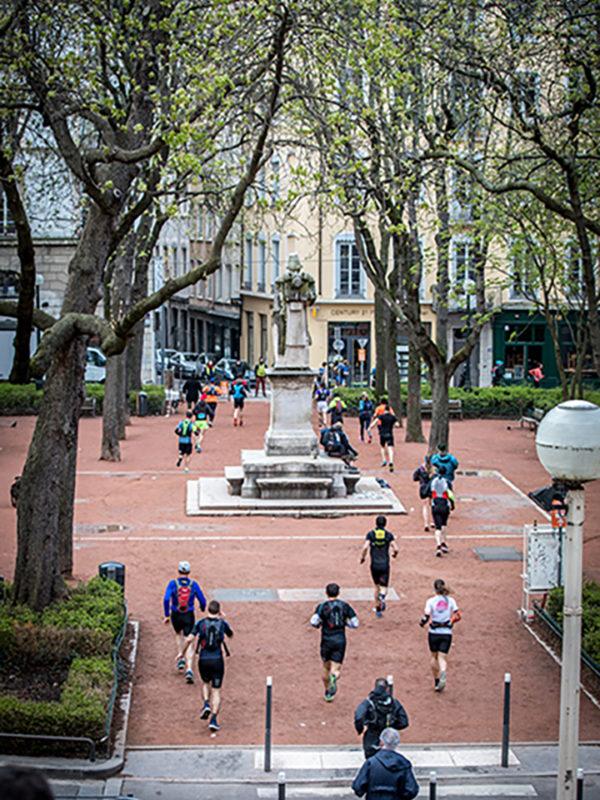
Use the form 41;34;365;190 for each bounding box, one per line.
178;561;191;574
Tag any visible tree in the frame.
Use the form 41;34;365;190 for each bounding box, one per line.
424;0;600;377
292;0;491;449
0;0;291;609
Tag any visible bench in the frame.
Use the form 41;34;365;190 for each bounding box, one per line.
420;398;463;419
81;394;97;416
520;407;545;431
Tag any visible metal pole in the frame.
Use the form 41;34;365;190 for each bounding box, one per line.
265;675;272;772
557;487;584;800
577;768;584;800
278;770;286;800
387;674;394;697
501;672;511;767
429;770;437;800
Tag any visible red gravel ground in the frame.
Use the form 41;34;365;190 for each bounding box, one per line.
1;399;599;747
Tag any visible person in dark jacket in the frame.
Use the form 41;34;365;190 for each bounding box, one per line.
320;421;359;468
354;678;409;758
351;727;419;800
430;442;458;486
182;375;202;409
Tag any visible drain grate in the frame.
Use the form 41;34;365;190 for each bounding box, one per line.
472;545;522;562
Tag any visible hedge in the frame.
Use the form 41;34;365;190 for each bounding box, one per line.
545;579;600;665
0;381;165;415
333;385;600;419
0;576;125;755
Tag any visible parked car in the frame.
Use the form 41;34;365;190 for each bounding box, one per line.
85;347;106;383
214;357;256;389
168;351;199;379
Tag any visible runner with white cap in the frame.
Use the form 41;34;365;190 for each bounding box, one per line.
163;561;207;683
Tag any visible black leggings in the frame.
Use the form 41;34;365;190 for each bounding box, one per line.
359;415;371;438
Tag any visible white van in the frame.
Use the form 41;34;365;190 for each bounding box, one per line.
85;347;106;382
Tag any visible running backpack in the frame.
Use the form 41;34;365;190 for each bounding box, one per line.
204;619;221;650
323;600;344;630
366;696;409;732
175;577;192;612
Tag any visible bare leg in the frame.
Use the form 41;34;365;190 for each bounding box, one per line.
322;660;331;691
210;687;221;715
422;498;431;528
202;681;211;704
430;651;441;680
379;444;386;464
387;445;394;465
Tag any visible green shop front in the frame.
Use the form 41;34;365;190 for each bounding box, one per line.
493;311;557;385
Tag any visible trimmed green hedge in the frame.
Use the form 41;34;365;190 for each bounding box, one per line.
0;382;166;415
545;580;600;665
0;576;125;755
334;385;600;419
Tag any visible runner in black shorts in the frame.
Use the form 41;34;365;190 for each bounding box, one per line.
360;515;398;618
369;404;400;472
162;561;207;684
419;579;461;692
183;600;233;732
310;583;359;702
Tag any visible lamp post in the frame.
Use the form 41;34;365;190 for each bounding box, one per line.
535;400;600;800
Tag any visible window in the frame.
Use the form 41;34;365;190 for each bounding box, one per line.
244;236;253;290
271;234;281;289
510;248;534;299
565;242;584;299
0;194;15;236
258;237;267;292
451;169;473;220
453;240;476;293
336;235;364;298
181;247;187;276
246;311;254;364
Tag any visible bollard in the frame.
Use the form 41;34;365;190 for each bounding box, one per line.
265;676;272;772
429;770;437;800
387;674;394;697
278;770;286;800
577;767;584;800
501;673;511;768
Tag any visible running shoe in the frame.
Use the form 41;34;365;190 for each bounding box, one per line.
378;594;386;613
381;461;387;467
176;457;182;467
368;435;372;443
184;467;189;473
209;714;220;731
434;678;440;691
324;689;333;702
360;436;364;442
240;420;243;426
389;463;394;472
233;419;237;426
200;701;211;720
424;525;430;532
440;542;449;553
185;669;194;684
437;670;447;692
375;606;382;618
176;658;185;671
435;547;443;557
328;674;338;697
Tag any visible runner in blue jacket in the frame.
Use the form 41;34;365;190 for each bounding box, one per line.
163;561;206;684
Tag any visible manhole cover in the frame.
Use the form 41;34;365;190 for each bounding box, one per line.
472;546;522;562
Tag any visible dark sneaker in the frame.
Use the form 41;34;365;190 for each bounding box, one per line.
440;542;449;553
209;714;220;731
437;670;447;692
200;701;211;720
324;689;334;702
328;674;338;697
389;463;394;472
436;547;443;557
434;678;440;691
185;669;194;684
378;594;386;613
381;461;387;467
176;658;185;671
176;457;182;467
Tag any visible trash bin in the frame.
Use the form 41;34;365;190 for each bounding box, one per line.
99;561;125;590
137;391;148;416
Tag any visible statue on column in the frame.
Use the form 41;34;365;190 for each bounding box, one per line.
272;254;316;368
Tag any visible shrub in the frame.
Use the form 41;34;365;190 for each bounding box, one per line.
0;382;43;413
545;579;600;664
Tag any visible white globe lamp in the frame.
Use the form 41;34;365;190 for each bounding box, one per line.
535;400;600;800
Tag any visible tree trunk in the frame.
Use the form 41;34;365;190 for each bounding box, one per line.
383;303;402;424
13;339;86;608
405;340;425;442
373;287;387;399
127;320;144;393
428;358;450;453
101;354;126;461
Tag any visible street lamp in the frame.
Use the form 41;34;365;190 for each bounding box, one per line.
535;400;600;800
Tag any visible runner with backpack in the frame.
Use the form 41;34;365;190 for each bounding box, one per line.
182;600;233;732
354;677;409;758
430;466;455;557
163;561;207;684
359;515;398;618
310;583;359;702
174;412;199;472
419;578;461;692
230;377;248;426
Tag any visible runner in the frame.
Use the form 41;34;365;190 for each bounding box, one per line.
183;600;233;732
310;583;359;702
358;391;374;443
203;379;222;425
162;561;207;684
359;515;398;617
354;677;409;758
174;411;198;472
430;467;455;557
412;455;434;531
431;443;459;487
313;380;331;428
369;404;400;472
254;357;267;397
419;578;461;692
327;393;346;426
230;377;248;426
192;396;211;452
